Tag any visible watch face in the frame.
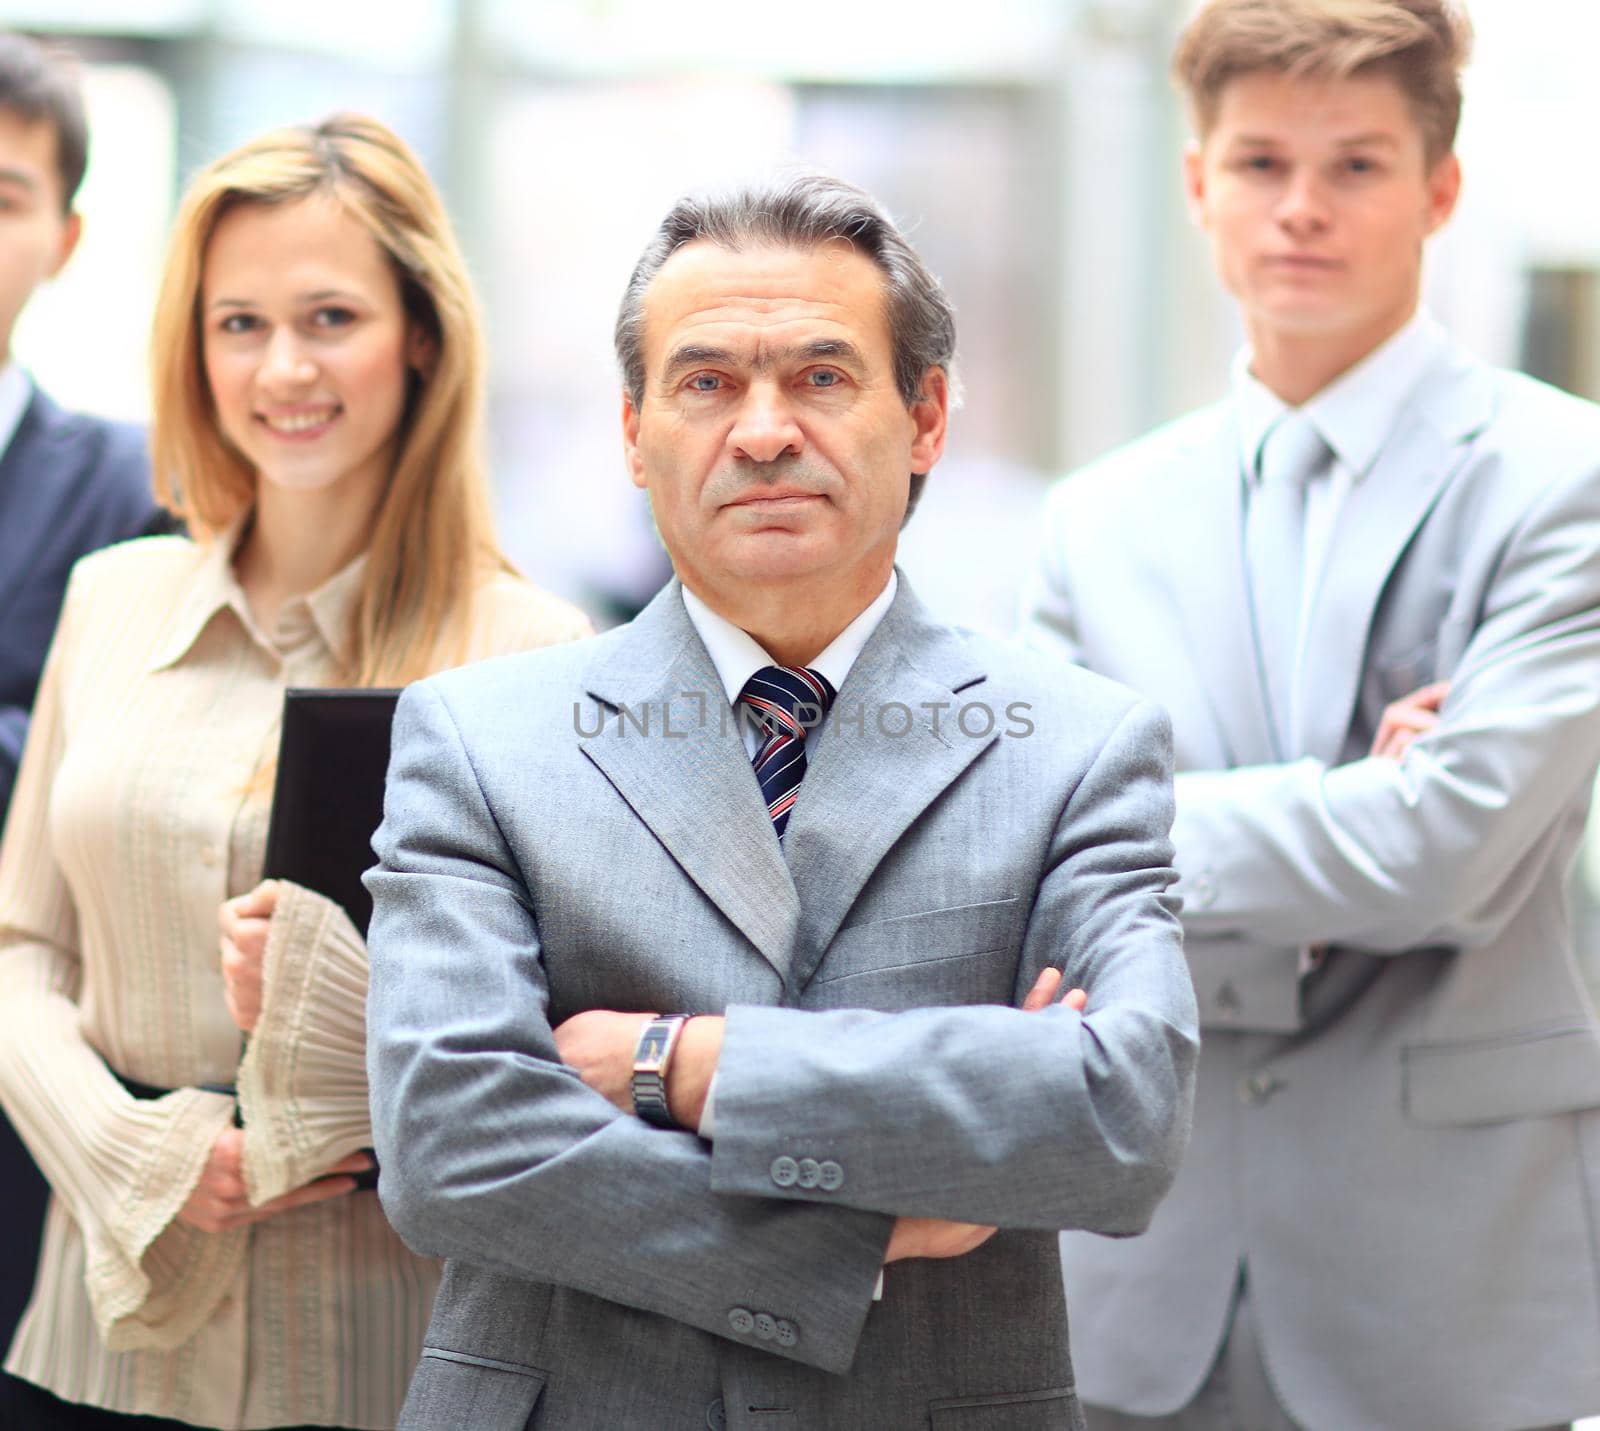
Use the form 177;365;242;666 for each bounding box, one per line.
637;1024;672;1066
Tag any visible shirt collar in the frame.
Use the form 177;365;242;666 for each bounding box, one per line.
0;363;33;459
1234;309;1449;482
150;512;368;672
682;570;898;709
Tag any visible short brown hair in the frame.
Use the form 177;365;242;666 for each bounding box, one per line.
0;32;88;210
1173;1;1473;164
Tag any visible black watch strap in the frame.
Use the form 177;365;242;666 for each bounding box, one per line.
632;1015;690;1129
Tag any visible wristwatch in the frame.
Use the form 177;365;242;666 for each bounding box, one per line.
631;1014;691;1129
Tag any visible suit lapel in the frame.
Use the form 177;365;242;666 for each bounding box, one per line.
1295;349;1497;763
783;580;993;987
1162;408;1278;767
0;389;71;617
578;583;800;984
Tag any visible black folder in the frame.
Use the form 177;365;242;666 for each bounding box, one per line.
262;688;401;938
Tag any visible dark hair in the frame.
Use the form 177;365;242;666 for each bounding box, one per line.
616;172;957;515
0;33;88;210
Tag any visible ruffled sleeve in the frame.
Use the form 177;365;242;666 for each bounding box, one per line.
236;881;372;1204
0;575;246;1352
239;574;592;1204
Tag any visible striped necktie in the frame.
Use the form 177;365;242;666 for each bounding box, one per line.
739;665;837;839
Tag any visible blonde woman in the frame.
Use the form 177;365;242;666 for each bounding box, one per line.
0;114;590;1430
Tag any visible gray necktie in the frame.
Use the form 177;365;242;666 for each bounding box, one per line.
1246;411;1329;756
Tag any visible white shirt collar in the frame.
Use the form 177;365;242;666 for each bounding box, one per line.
681;571;898;709
1233;309;1450;482
0;362;33;460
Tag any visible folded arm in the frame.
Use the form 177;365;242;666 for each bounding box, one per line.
703;699;1195;1235
1173;469;1600;952
366;681;892;1375
556;701;1194;1236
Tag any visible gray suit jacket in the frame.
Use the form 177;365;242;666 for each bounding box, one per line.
1024;341;1600;1430
365;577;1197;1431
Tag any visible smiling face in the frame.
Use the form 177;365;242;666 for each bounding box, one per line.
622;239;947;614
0;108;79;356
1184;68;1460;362
200;193;424;507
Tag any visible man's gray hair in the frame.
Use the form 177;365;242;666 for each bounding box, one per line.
615;172;958;414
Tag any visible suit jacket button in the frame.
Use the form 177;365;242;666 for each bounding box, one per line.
1215;980;1241;1013
770;1156;799;1187
817;1159;844;1190
754;1312;777;1340
796;1157;821;1188
774;1318;798;1347
1191;872;1217;908
706;1398;727;1430
728;1306;755;1334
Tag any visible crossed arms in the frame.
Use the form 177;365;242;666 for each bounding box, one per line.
364;678;1197;1374
1026;457;1600;958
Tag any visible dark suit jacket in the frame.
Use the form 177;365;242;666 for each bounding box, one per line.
0;385;165;820
0;381;163;1347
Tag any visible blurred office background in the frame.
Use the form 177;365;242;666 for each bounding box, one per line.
11;0;1600;985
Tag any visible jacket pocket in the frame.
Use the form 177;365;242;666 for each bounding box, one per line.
814;897;1018;992
928;1385;1083;1430
1402;1024;1600;1126
400;1347;548;1430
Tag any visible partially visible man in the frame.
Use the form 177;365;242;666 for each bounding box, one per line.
0;32;164;1353
1024;3;1600;1428
365;175;1197;1430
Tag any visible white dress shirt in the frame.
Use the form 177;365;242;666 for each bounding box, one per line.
682;572;898;758
0;361;32;462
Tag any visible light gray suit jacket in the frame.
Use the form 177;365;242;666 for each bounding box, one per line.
365;577;1197;1431
1024;341;1600;1430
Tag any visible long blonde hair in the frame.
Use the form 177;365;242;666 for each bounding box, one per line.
149;112;510;685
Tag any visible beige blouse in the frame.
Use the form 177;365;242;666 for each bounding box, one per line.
0;531;591;1428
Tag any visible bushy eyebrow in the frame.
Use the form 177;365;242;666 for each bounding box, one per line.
660;338;867;383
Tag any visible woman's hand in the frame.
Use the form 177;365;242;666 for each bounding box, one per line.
175;1127;373;1233
219;881;281;1034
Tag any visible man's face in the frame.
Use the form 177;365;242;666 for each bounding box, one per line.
0;110;78;356
1183;70;1459;350
622;240;947;604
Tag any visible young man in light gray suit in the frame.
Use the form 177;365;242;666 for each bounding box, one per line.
1024;3;1600;1428
365;176;1198;1431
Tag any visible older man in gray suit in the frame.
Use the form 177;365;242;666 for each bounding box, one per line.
1025;3;1600;1429
365;175;1197;1431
